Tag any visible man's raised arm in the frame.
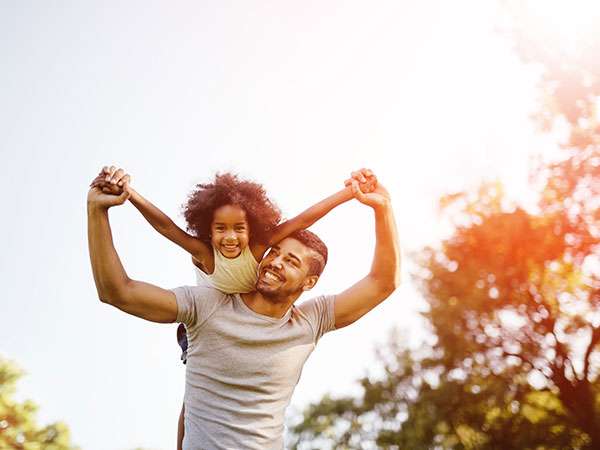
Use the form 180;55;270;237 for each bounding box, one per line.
333;172;401;329
87;166;178;323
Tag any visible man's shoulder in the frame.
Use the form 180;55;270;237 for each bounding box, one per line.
295;294;335;316
192;284;229;295
173;285;236;327
294;294;337;339
171;284;233;301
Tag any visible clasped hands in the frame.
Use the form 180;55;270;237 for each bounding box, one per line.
89;166;389;209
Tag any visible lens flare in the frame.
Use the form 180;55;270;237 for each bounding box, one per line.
507;0;600;55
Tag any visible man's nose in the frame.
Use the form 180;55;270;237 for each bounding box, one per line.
270;255;284;268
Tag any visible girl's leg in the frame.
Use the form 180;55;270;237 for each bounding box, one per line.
177;403;185;450
177;323;188;363
176;324;187;449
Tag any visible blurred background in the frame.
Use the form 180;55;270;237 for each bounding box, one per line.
1;0;599;449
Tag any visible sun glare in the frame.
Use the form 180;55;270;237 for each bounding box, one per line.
508;0;600;55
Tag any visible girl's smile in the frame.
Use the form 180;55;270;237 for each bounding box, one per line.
210;204;250;258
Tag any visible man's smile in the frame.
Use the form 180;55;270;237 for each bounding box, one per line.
262;268;284;282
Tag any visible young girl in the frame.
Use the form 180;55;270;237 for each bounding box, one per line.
93;166;376;449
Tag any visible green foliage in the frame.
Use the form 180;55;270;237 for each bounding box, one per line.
291;159;599;449
0;356;78;450
290;3;600;448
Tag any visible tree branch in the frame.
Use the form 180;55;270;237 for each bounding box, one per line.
583;325;600;381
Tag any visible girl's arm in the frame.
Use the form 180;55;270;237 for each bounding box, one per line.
91;168;212;270
251;186;354;259
126;187;212;266
251;170;377;259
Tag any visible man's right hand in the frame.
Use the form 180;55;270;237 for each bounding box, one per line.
87;165;131;209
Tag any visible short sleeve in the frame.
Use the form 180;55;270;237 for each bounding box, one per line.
297;295;336;342
171;285;226;329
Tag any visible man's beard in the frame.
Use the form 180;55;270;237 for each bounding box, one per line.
256;279;302;303
256;283;290;302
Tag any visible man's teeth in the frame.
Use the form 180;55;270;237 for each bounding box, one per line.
264;271;280;281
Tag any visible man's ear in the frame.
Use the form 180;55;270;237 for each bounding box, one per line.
302;275;319;291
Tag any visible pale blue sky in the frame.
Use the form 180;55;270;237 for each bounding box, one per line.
1;1;559;449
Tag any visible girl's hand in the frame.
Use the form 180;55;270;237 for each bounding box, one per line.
346;169;390;209
88;166;132;209
344;168;377;193
89;165;132;196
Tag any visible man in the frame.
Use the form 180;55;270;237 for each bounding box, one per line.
87;168;400;449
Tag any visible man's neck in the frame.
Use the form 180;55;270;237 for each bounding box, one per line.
240;291;300;319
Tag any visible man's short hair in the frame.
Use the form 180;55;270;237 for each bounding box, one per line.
288;229;328;276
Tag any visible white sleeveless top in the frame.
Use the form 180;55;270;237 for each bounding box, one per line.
194;246;259;294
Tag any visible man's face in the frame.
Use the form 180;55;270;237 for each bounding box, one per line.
256;238;319;301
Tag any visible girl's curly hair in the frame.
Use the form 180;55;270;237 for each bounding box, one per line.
183;173;282;245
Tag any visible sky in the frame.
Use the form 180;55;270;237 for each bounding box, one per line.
0;1;562;449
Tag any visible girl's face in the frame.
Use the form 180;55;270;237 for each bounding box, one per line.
210;204;250;258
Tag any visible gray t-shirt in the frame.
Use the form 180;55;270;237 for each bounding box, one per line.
172;285;336;450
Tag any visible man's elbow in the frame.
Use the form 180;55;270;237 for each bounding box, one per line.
377;271;401;298
96;282;131;307
380;281;398;298
98;292;111;304
97;291;124;307
391;269;402;291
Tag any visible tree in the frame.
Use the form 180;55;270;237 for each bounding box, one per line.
412;178;598;449
290;3;600;448
290;181;598;449
0;356;78;450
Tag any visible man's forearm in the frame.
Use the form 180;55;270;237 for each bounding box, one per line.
87;204;130;303
87;169;179;323
330;198;400;329
370;201;401;292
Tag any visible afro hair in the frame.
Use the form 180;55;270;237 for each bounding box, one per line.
183;173;282;246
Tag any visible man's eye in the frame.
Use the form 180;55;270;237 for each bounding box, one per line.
286;258;299;268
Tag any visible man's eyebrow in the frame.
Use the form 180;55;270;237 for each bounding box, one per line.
287;252;302;264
